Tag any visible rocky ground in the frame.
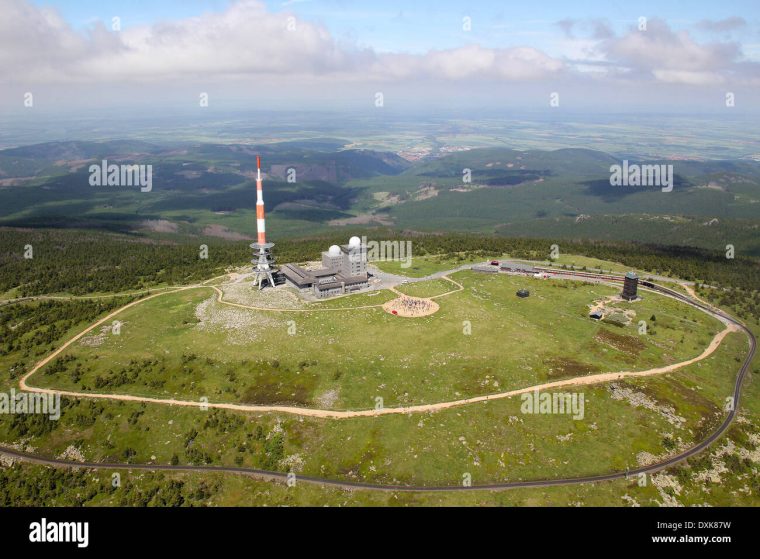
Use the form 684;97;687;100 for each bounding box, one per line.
194;295;285;344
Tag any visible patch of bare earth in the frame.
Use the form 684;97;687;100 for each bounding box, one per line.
609;382;686;428
545;358;600;378
652;473;683;506
202;225;252;241
315;389;340;408
140;219;178;233
693;436;759;485
194;296;282;344
414;184;438;200
382;296;439;317
329;213;394;226
595;328;646;355
0;177;36;187
57;445;86;462
372;191;402;207
79;324;114;347
220;283;304;309
54;158;94;172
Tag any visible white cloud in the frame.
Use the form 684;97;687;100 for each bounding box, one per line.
0;0;119;81
564;18;757;86
652;70;725;85
604;19;740;73
1;0;757;101
0;0;563;84
371;45;564;81
695;17;747;33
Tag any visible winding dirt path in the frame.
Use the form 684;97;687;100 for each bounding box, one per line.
2;280;753;493
431;275;465;298
681;283;719;311
17;274;738;419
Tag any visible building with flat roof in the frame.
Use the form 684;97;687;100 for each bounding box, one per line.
500;262;537;274
472;264;499;273
281;236;370;298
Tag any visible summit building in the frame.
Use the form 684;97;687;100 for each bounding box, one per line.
281;236;370;298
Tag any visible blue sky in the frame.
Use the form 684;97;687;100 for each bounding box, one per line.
6;0;759;112
32;0;760;57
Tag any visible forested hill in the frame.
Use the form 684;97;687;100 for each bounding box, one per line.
1;228;758;319
0;141;759;255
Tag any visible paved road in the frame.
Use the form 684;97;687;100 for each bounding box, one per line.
14;270;730;420
0;276;754;492
368;263;474;289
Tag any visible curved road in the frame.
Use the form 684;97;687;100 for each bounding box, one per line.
0;278;755;492
13;276;735;419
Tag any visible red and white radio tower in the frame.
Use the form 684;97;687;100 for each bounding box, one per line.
250;155;278;288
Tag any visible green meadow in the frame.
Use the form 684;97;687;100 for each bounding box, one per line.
0;267;755;503
35;271;723;411
395;278;458;298
1;331;748;492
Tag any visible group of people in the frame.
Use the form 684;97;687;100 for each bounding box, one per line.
397;296;433;315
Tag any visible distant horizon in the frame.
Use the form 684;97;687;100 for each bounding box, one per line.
0;111;760;160
1;109;757;160
2;0;759;113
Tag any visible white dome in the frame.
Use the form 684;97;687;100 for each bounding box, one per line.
328;244;341;256
348;236;361;248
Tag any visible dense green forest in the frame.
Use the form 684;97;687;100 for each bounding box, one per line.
1;297;134;373
0;228;241;296
1;227;758;324
1;227;757;296
0;226;757;507
0;463;222;506
2;141;759;257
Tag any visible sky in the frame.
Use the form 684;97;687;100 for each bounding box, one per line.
2;0;759;114
37;0;760;56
